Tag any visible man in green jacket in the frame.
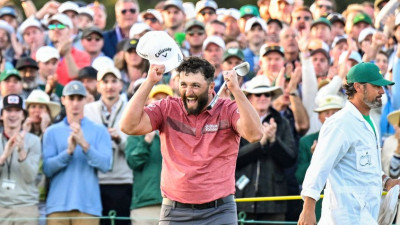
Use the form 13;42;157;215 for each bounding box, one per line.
125;84;173;225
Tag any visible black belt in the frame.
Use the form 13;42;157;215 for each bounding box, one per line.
162;195;234;210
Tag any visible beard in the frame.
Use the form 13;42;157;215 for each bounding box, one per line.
363;88;382;109
182;89;209;115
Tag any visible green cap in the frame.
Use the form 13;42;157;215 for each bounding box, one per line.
0;69;21;81
239;5;259;18
346;62;394;86
311;17;332;29
222;48;245;62
353;13;372;25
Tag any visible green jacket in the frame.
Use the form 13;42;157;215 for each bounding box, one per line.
125;134;162;210
295;131;322;221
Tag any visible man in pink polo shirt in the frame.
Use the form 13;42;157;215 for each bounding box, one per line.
121;57;263;224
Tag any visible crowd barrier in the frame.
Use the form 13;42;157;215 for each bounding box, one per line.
0;193;391;225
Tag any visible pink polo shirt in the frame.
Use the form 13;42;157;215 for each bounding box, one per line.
144;97;241;204
56;48;91;86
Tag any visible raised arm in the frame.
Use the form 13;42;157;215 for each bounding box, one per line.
120;64;165;135
224;70;263;143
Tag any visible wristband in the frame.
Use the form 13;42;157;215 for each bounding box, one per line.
383;176;391;191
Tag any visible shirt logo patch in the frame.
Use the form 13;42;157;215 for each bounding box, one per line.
204;124;218;132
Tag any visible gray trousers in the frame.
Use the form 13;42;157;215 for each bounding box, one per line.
159;201;237;225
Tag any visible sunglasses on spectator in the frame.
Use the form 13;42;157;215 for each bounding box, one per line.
144;17;158;23
200;10;215;16
317;4;333;10
48;24;66;30
296;16;311;21
254;93;271;98
187;30;205;36
121;8;136;14
85;36;102;42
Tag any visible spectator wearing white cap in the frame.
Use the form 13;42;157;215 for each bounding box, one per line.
84;66;131;225
36;46;63;100
162;0;186;38
77;7;95;30
205;19;226;38
129;22;152;39
243;17;267;74
58;1;80;36
87;2;107;30
195;0;218;24
220;8;241;40
184;19;206;57
19;17;48;59
102;0;139;58
202;35;225;90
141;9;164;31
47;13;91;86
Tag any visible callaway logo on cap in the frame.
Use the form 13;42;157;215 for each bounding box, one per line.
137;31;183;73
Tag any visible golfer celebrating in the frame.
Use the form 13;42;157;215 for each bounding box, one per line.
299;63;400;225
120;31;262;225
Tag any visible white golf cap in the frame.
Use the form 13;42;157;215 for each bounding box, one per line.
245;17;267;32
202;35;225;51
58;1;79;14
183;2;196;20
137;31;184;73
220;8;240;20
195;0;218;14
48;13;73;29
78;7;94;20
314;95;344;112
331;35;347;48
242;75;283;100
163;0;185;12
0;20;13;34
36;46;60;62
19;17;42;34
129;22;152;38
140;9;163;24
97;66;121;81
358;27;376;43
92;56;114;71
338;50;362;64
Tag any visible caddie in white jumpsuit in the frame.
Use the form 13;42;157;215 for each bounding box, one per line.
298;62;400;225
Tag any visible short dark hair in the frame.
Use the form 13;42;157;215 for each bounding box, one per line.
343;81;366;99
176;57;215;83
